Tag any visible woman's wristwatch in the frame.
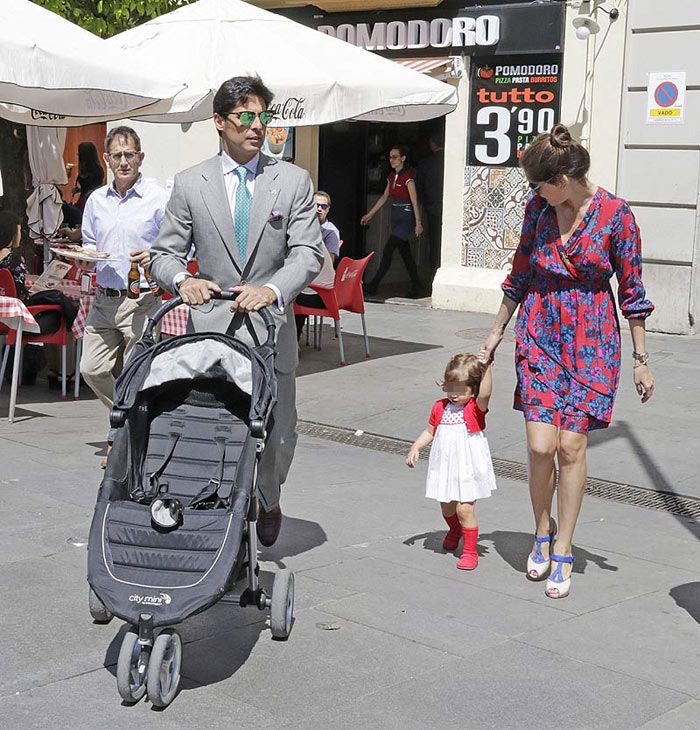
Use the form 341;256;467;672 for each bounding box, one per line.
632;351;649;367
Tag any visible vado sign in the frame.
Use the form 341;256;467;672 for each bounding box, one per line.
318;15;500;52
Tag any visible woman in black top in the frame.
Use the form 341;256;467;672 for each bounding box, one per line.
74;142;105;211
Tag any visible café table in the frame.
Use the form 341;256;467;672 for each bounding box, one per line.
25;274;189;398
0;296;40;422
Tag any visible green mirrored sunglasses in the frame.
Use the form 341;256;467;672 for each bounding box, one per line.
225;110;275;126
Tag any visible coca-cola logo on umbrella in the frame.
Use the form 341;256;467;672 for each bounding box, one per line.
269;97;306;122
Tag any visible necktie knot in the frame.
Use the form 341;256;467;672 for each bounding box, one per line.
235;166;248;183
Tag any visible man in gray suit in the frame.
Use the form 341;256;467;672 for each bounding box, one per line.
150;76;323;547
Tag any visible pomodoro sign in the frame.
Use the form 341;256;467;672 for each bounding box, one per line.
468;56;562;168
318;15;500;52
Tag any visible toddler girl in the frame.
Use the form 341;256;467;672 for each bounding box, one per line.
406;353;497;570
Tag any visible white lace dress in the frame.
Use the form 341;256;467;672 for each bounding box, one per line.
425;401;497;503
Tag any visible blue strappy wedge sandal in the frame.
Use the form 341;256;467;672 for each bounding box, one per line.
545;554;574;599
526;520;556;581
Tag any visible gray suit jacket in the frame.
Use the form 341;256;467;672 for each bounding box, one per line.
150;153;324;373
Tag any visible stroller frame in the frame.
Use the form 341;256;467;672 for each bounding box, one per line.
87;293;294;708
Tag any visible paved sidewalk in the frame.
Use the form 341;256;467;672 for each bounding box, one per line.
0;301;698;728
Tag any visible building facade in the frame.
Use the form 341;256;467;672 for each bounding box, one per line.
122;0;699;334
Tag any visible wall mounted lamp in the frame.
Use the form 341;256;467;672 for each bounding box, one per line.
572;3;620;41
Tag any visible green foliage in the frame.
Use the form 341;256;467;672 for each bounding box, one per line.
32;0;195;38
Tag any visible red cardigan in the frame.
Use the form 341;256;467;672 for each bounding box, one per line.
428;398;486;433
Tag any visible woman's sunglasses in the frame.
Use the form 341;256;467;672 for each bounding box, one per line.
225;110;275;126
316;202;329;210
529;178;554;195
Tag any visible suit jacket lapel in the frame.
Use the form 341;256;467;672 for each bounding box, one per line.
200;155;241;273
248;154;281;261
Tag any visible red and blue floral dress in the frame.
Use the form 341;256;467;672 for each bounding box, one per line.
501;187;654;432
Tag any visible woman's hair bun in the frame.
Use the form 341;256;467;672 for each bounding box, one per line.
549;123;573;149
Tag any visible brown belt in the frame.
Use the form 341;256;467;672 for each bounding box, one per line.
98;286;151;298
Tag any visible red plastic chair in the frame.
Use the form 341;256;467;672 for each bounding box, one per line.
293;254;373;366
0;269;71;399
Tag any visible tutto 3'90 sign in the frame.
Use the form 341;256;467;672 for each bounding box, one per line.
468;55;562;167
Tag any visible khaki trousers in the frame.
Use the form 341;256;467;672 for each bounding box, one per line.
81;290;160;410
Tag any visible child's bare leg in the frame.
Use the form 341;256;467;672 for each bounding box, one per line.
456;501;477;529
440;501;457;518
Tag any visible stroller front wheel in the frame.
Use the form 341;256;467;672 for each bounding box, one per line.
270;569;295;640
116;629;149;703
146;629;182;707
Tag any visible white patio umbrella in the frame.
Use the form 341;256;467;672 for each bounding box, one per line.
0;0;186;127
25;125;68;242
107;0;457;126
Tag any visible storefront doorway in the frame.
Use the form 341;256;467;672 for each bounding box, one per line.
318;116;445;299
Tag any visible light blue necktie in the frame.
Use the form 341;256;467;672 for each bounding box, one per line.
234;166;251;264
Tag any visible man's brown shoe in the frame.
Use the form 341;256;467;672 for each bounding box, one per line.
257;504;283;547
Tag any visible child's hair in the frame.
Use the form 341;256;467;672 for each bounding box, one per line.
440;353;483;396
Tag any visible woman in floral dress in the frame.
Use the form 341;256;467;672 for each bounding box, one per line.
480;124;655;599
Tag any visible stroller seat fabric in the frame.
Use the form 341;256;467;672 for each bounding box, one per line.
102;382;256;590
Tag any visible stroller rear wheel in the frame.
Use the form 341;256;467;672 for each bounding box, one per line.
146;629;182;707
270;569;295;640
88;587;113;624
116;629;149;703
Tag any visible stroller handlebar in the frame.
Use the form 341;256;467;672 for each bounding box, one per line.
143;291;276;346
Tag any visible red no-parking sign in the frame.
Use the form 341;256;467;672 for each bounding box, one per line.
647;72;686;124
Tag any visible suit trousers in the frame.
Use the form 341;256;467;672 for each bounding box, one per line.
81;291;161;410
257;369;297;511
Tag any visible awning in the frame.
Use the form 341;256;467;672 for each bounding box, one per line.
394;57;462;80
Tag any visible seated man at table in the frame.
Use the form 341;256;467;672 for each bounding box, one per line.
294;191;341;339
79;126;169;465
314;190;341;264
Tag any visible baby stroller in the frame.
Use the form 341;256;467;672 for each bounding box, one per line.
86;293;294;707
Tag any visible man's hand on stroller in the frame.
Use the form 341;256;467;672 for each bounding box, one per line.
229;285;276;312
179;277;221;305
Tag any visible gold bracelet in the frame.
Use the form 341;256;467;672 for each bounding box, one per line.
632;351;649;366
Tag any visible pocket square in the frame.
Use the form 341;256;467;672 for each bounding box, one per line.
268;210;284;222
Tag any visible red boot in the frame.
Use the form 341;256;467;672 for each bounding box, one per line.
442;513;461;551
457;527;479;570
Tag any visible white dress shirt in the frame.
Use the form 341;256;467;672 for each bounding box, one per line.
175;150;283;308
82;175;169;290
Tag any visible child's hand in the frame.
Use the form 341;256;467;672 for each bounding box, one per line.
406;446;420;468
478;348;493;367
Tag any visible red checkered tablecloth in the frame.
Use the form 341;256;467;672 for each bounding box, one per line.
71;295;189;339
0;296;41;333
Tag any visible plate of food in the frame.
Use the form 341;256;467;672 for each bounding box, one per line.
51;247;116;262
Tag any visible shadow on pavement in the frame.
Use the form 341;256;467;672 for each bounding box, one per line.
100;515;325;703
296;326;438;376
670;582;700;625
403;529;619;574
590;420;700;543
260;515;328;569
403;529;488;558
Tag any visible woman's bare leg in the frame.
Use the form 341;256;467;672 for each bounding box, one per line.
526;421;558;560
550;429;588;588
